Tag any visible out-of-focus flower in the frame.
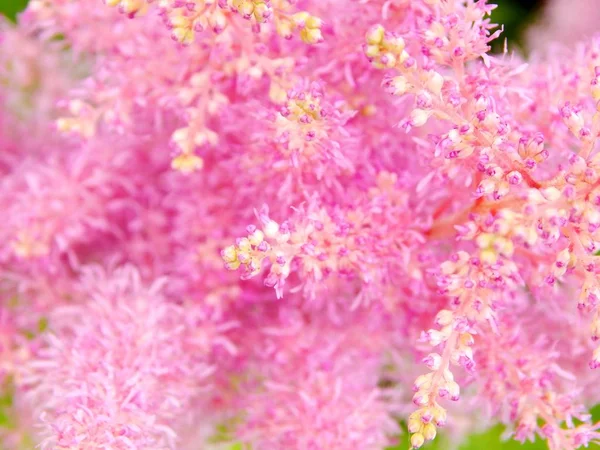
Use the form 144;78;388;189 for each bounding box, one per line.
527;0;600;51
19;266;218;449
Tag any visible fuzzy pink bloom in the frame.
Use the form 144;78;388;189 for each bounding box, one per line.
19;266;217;449
226;303;398;448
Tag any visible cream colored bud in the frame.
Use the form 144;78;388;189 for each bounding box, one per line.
364;45;380;58
172;27;194;45
475;233;494;249
305;16;322;29
593;79;600;101
365;24;385;45
408;417;422;433
292;11;310;24
410;109;432;127
381;52;396;68
411;433;425;448
398;49;410;64
221;245;238;263
445;380;460;398
171;154;203;173
566;112;585;131
301;28;323;44
435;309;453;326
423;423;437;440
480;248;498;265
427;329;447;346
263;220;279;238
541;187;562;202
391;76;410;96
459;332;474;347
414;373;433;390
225;259;241;270
208;10;227;31
237;237;251;251
248;229;265;246
591;318;600;339
170;15;190;28
427;71;444;96
121;0;145;14
172;128;189;144
585;206;600;224
239;1;255;17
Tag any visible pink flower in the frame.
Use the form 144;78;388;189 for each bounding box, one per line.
2;0;600;448
19;266;216;449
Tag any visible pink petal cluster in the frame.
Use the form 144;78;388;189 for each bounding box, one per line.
2;0;600;449
22;266;216;450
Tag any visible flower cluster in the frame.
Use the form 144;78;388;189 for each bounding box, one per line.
104;0;322;45
2;0;600;449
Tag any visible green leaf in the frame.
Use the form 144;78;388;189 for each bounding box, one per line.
0;384;15;429
38;316;48;333
590;404;600;421
459;425;541;449
228;443;251;450
0;0;29;22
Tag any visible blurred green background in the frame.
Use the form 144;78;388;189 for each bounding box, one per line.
489;0;542;52
1;0;598;449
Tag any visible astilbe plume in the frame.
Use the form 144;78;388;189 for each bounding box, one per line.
2;0;600;449
21;265;217;450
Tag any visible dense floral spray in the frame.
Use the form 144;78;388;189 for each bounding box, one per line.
1;0;600;449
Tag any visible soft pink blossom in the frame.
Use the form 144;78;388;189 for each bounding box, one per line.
1;0;600;449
